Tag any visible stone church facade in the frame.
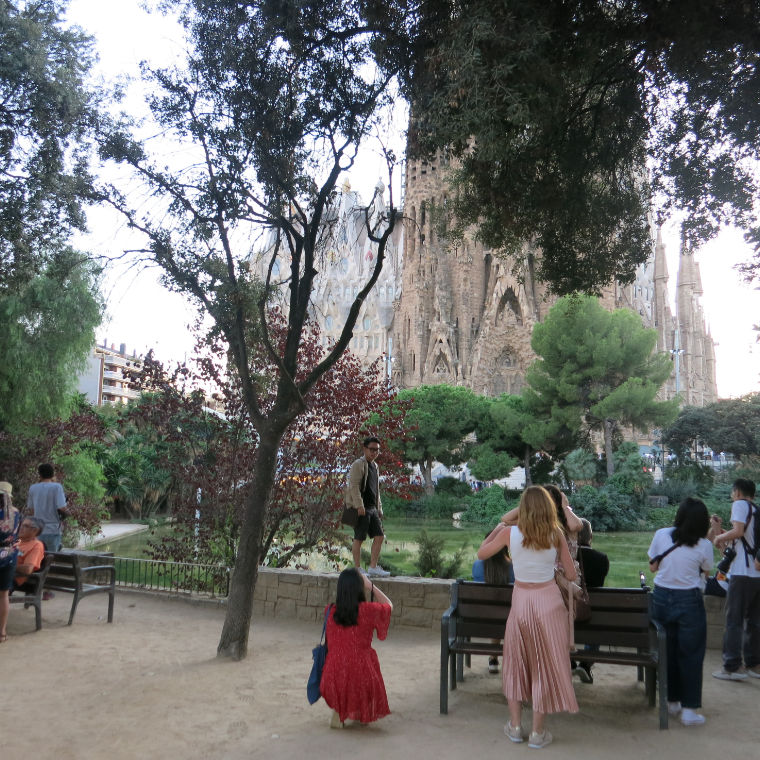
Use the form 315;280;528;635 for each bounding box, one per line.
390;151;717;406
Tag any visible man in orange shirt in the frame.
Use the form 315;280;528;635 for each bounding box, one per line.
14;517;45;591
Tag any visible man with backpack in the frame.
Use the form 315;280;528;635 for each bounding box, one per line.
711;478;760;680
346;436;390;577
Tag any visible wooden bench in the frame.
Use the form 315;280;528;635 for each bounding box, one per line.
440;581;668;728
9;553;54;630
44;551;116;626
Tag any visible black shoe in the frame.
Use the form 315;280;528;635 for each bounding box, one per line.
576;664;593;684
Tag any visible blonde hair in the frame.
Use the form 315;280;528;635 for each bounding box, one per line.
517;486;563;550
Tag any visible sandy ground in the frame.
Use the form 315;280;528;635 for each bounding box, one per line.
3;590;760;760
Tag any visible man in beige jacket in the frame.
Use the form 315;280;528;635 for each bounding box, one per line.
346;436;389;577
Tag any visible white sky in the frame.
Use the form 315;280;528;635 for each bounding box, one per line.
66;0;759;398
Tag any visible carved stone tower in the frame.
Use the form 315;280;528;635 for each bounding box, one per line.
391;152;549;395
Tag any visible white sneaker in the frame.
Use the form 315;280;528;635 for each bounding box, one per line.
680;708;706;726
504;723;524;743
366;565;390;577
712;667;748;681
667;701;682;716
747;666;760;679
528;730;553;749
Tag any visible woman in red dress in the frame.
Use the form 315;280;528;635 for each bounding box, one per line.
320;567;393;728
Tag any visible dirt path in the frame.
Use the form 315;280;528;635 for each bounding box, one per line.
3;591;758;759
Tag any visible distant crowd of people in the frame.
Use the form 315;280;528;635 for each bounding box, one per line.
320;434;759;747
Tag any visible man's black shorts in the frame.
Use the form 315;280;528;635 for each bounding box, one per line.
354;508;384;541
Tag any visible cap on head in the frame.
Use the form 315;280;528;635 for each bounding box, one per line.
0;481;12;497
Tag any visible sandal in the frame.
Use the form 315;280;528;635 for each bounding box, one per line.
0;634;8;643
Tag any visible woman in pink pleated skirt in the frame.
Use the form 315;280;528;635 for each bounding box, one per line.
478;485;579;749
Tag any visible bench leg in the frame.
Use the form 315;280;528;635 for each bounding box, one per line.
645;666;655;706
67;591;81;626
456;653;464;683
107;590;115;623
450;652;457;691
440;645;449;714
34;600;42;631
657;664;668;730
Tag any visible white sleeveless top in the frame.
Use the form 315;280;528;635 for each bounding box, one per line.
509;526;557;583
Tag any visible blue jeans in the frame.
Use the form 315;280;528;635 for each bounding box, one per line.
723;575;760;671
651;586;706;708
39;533;62;552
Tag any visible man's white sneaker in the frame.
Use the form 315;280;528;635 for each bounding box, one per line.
712;667;748;681
667;701;682;716
366;565;390;577
747;666;760;679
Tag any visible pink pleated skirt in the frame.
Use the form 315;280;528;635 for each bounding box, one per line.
502;579;579;714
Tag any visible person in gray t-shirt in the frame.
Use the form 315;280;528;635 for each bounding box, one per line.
27;463;68;552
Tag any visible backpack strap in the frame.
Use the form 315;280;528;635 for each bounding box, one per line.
739;500;757;566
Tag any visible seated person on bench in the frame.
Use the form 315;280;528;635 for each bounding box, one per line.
13;517;45;592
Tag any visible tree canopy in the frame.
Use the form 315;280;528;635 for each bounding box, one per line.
0;0;97;288
0;246;102;432
524;295;678;474
395;384;483;492
663;395;760;459
407;0;760;292
0;1;103;431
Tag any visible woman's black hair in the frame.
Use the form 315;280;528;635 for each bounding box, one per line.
543;484;569;535
333;567;366;627
483;547;512;585
672;497;710;546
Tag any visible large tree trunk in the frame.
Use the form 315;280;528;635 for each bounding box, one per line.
422;458;434;495
604;419;616;476
216;426;282;660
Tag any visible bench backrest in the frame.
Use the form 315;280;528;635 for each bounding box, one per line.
574;587;652;649
449;581;652;649
450;581;513;640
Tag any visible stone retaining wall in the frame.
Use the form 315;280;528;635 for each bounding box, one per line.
253;568;728;648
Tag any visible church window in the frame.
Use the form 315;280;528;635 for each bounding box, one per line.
325;315;333;330
363;316;372;330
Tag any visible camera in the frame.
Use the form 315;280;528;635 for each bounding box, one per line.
716;546;737;574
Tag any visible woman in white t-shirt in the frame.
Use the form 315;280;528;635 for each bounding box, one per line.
648;497;713;727
478;486;578;750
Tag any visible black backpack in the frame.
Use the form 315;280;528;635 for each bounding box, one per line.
739;500;760;566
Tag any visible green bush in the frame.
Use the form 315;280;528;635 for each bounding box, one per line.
383;491;464;519
663;460;715;494
570;484;642;532
415;529;465;578
649;477;701;505
461;485;513;525
435;476;472;497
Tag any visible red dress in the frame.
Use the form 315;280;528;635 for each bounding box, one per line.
320;601;391;723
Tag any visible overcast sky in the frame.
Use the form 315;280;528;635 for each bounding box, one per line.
67;0;759;398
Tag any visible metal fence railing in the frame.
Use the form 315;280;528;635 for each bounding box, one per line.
112;556;230;598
